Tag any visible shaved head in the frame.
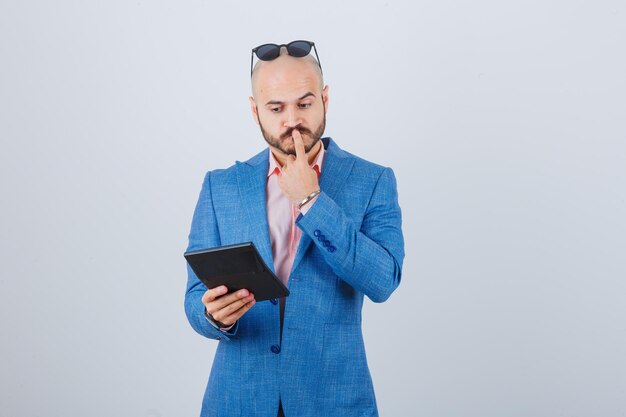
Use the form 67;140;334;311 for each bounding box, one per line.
251;51;324;98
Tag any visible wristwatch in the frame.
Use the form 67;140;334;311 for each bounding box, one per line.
204;308;234;331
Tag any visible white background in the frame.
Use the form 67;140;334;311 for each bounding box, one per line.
1;1;625;416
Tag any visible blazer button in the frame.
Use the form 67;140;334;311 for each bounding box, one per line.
270;298;278;305
271;345;281;354
318;234;326;241
314;230;321;237
328;246;336;253
323;240;331;247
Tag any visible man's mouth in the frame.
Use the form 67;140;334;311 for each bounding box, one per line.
281;127;311;140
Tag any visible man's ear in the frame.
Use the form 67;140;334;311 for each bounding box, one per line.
322;85;329;113
249;96;260;125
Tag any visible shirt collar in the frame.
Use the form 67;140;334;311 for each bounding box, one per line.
267;142;325;178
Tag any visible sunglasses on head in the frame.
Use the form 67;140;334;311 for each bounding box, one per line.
251;40;323;77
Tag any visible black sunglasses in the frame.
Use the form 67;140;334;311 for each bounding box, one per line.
251;40;322;76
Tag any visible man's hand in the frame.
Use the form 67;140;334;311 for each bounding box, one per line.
278;130;320;204
202;285;255;327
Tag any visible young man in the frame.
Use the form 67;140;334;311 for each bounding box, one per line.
185;40;405;417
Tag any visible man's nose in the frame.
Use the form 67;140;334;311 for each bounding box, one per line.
284;107;301;128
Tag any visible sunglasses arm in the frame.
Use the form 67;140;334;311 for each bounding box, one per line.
312;43;323;75
250;50;254;77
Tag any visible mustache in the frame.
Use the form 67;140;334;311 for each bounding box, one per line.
280;126;313;140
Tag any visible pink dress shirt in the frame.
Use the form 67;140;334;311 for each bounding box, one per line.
266;145;325;287
209;145;325;333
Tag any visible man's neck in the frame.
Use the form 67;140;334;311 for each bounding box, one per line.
270;140;322;167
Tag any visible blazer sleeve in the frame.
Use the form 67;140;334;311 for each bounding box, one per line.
184;171;239;341
296;167;405;302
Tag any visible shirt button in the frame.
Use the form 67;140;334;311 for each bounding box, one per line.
271;345;281;354
270;298;278;305
314;230;321;237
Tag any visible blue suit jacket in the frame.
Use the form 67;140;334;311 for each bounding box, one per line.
185;138;404;417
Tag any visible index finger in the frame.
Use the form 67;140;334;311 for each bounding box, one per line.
292;129;306;162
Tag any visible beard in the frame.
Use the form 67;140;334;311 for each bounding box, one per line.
258;112;326;156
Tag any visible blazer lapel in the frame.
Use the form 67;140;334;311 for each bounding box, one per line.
291;138;355;274
235;150;275;273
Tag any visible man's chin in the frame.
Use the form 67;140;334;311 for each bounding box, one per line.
268;143;296;157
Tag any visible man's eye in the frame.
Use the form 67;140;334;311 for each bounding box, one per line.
298;103;312;109
270;107;282;113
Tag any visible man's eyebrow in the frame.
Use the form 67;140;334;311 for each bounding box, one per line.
265;92;317;106
299;92;316;100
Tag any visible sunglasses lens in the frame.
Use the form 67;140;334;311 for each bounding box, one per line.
287;41;312;57
255;44;280;61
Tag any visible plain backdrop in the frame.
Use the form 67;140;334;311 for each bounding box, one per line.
1;1;625;416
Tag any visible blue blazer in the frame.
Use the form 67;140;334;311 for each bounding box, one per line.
185;138;404;417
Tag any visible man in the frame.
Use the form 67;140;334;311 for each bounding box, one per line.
185;40;404;417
